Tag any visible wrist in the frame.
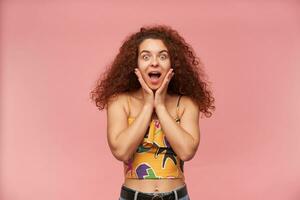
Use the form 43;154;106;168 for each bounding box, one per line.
155;104;167;113
143;103;154;111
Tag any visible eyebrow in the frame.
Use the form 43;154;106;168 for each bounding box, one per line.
139;50;169;55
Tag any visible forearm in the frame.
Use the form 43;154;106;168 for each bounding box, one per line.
115;104;153;161
156;105;196;161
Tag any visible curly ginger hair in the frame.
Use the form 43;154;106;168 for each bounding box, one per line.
90;24;215;118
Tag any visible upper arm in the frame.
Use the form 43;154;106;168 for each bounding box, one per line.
106;94;129;154
180;96;201;151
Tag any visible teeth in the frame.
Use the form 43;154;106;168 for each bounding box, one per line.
149;73;161;79
149;71;161;75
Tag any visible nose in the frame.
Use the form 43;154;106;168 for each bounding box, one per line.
150;56;159;67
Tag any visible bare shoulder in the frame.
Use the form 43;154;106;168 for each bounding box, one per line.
107;92;127;104
181;95;199;107
107;92;129;117
108;92;130;106
180;95;200;116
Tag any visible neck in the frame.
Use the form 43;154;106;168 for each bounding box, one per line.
134;88;170;99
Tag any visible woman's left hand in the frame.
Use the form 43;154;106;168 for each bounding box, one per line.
154;68;175;109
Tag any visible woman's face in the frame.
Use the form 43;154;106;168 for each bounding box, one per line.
137;38;171;90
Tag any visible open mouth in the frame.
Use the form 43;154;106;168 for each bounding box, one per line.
147;71;162;85
148;71;162;79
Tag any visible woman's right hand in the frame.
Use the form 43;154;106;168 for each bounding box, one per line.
134;68;154;107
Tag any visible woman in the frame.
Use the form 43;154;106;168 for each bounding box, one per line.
90;25;215;200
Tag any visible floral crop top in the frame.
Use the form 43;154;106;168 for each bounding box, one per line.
123;95;185;179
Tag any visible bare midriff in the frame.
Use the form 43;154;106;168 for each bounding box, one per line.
123;178;186;193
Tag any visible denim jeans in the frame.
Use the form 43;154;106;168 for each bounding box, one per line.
119;184;190;200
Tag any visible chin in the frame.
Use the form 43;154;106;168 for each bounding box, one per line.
148;83;161;91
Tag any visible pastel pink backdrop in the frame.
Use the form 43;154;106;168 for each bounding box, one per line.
1;0;300;200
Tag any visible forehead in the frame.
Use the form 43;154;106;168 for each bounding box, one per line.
138;38;168;53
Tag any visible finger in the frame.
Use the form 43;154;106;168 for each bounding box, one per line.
157;69;174;93
135;68;148;88
134;68;152;93
162;69;174;86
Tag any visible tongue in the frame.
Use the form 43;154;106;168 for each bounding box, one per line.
149;75;160;84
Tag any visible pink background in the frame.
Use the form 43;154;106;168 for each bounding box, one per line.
1;0;300;200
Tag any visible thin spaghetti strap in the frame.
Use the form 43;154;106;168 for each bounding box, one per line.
176;95;182;121
176;95;182;108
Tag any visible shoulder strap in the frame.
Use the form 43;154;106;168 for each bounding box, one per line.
176;95;182;121
176;95;182;108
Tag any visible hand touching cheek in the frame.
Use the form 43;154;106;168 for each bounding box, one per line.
154;68;175;109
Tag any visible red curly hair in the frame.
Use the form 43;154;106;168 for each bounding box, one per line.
90;24;215;117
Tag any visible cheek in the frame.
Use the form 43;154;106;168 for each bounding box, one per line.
163;64;171;71
162;59;171;68
137;59;148;68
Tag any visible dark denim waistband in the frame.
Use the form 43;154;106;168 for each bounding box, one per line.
120;183;188;200
121;183;187;195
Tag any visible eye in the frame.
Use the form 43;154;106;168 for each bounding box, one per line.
142;54;150;60
160;54;168;60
